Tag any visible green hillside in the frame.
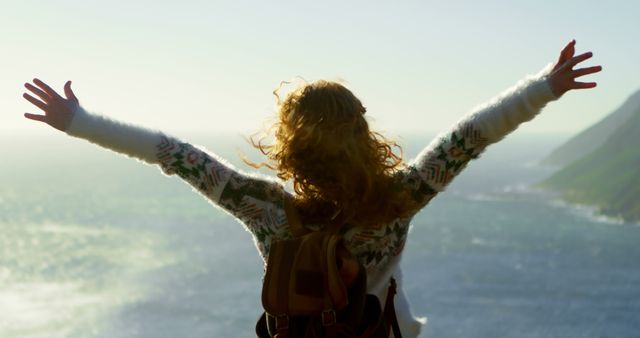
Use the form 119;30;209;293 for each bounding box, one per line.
541;102;640;222
542;89;640;166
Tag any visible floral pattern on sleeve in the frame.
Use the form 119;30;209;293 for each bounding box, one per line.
155;135;290;258
402;118;490;211
156;136;233;202
217;173;291;257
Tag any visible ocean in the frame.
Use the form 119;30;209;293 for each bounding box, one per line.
1;131;639;338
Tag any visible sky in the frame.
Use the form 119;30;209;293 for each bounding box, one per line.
1;0;639;136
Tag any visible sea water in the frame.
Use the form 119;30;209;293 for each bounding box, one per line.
1;132;638;338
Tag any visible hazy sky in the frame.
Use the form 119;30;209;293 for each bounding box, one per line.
2;0;639;136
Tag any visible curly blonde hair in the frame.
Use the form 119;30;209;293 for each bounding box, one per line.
245;80;417;227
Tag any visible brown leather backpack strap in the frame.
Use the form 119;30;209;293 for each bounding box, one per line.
283;194;309;237
384;278;402;338
325;209;346;234
285;195;345;236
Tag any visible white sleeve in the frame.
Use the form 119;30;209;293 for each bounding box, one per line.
64;106;290;259
469;63;559;142
65;106;162;164
400;64;559;211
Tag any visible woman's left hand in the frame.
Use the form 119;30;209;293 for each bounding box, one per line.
548;40;602;97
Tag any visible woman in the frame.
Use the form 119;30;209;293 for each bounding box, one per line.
23;40;600;337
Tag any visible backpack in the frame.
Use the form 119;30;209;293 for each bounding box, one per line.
255;196;402;338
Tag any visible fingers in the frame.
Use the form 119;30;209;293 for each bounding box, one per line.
563;51;594;70
549;41;601;96
24;82;50;101
552;39;577;72
33;78;63;100
24;112;47;123
559;39;576;63
562;39;576;51
23;79;78;129
573;65;603;78
64;81;78;102
572;82;597;90
23;93;49;112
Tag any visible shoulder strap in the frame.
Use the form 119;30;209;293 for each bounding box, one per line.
283;194;310;237
384;278;402;338
284;195;346;236
324;207;345;233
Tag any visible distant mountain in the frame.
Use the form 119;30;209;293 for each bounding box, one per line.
542;89;640;166
540;95;640;223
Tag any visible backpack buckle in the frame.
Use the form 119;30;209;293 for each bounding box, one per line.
321;309;336;326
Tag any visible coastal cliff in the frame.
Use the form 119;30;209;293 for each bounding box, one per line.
540;90;640;223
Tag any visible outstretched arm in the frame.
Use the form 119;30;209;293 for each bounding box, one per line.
401;40;601;211
24;79;162;163
23;81;291;258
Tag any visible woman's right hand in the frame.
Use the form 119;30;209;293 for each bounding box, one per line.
23;79;79;132
547;40;602;98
